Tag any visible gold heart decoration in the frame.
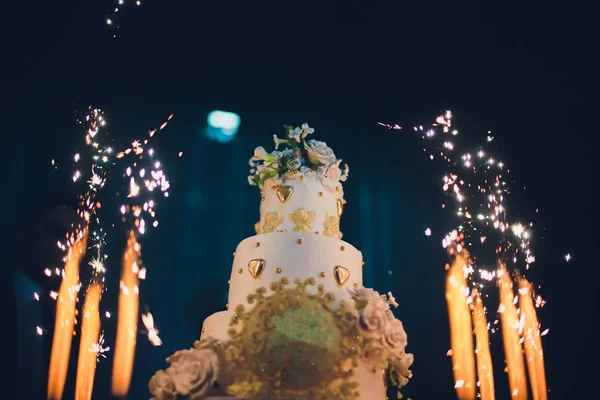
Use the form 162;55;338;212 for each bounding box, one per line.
337;198;344;217
276;186;294;203
333;265;350;286
248;259;266;279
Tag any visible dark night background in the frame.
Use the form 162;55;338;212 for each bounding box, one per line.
1;0;597;399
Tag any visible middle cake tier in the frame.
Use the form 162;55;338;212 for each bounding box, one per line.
228;231;364;309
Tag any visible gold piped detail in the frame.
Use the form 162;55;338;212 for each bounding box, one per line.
248;259;266;279
333;265;350;286
276;185;294;203
219;278;361;399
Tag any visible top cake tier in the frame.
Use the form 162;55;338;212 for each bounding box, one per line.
249;123;349;237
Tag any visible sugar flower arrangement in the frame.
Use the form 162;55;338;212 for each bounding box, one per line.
248;123;349;189
349;286;414;393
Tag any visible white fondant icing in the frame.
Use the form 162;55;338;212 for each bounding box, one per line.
198;230;385;398
227;232;362;309
257;173;344;236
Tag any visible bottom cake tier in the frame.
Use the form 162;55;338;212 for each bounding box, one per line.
149;278;412;400
201;310;387;400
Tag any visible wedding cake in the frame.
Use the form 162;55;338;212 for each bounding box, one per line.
149;124;414;399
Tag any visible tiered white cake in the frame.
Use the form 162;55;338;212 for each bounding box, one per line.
149;124;413;400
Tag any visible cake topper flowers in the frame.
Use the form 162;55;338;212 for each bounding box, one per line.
149;342;222;400
248;123;349;189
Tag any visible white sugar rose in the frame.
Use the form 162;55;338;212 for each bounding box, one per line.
149;369;176;400
391;352;414;387
167;348;219;398
304;139;336;166
384;318;408;357
287;157;302;171
318;160;343;190
357;301;389;340
362;339;387;368
350;287;389;309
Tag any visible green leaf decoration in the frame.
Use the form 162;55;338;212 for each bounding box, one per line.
388;364;400;387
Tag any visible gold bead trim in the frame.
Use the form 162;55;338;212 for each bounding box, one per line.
340;246;345;252
233;252;236;257
275;267;281;273
238;268;243;274
297;239;303;244
318;191;324;197
255;242;260;247
320;272;326;277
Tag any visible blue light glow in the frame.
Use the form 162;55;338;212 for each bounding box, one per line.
206;110;241;142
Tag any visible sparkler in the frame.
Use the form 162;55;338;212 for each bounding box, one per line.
382;110;549;398
75;282;103;400
47;227;88;400
518;276;547;400
45;106;173;399
445;243;476;399
472;288;495;400
111;230;141;397
497;264;527;399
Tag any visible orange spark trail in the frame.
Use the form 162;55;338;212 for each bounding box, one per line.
471;289;495;400
446;250;476;399
497;263;527;399
48;228;89;400
518;277;547;400
75;282;103;400
111;230;141;397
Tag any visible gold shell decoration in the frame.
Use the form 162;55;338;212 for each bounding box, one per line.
248;259;266;279
262;212;283;233
334;265;350;287
289;208;316;232
337;198;344;217
276;185;294;203
323;212;342;239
